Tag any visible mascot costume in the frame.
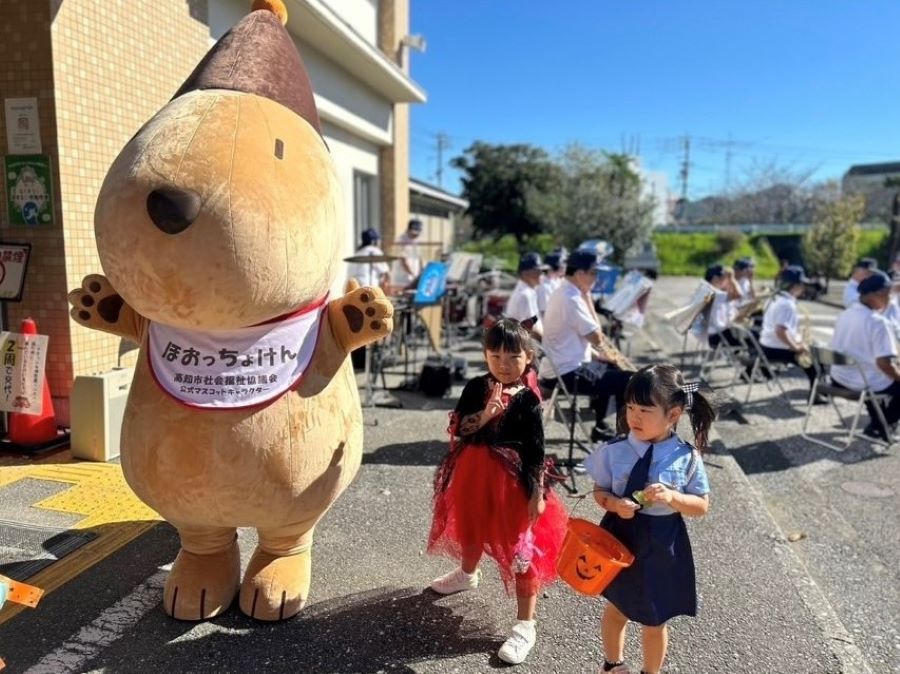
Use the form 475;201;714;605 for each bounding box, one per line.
68;0;393;621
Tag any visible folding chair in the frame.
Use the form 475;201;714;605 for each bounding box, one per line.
801;345;894;450
535;346;594;494
727;324;790;404
699;327;748;386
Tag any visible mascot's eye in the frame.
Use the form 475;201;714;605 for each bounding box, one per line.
274;139;284;160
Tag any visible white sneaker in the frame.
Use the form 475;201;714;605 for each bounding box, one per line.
429;567;480;595
497;620;536;665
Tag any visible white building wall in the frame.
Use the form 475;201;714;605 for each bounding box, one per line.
322;121;381;291
326;0;378;45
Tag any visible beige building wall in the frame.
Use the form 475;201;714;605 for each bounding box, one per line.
53;0;211;409
378;0;410;247
0;0;209;423
1;0;419;422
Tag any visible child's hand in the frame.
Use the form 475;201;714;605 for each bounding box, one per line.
528;494;546;522
483;382;506;420
612;497;640;520
643;482;675;505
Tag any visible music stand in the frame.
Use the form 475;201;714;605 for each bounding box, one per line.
344;251;402;409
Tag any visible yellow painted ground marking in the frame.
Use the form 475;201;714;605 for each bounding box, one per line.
0;458;162;624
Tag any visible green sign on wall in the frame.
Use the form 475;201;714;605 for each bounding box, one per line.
4;154;54;226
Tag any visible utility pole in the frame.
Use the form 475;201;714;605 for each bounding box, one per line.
435;132;450;188
679;134;691;201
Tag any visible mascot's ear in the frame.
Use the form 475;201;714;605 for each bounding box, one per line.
171;0;321;135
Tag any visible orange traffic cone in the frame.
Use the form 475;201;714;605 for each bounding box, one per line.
8;318;58;446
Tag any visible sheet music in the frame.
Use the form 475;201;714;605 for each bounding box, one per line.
664;281;717;335
605;271;654;325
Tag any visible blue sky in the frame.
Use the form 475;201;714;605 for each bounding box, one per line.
408;1;900;199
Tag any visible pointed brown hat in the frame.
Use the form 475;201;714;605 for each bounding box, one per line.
172;0;321;133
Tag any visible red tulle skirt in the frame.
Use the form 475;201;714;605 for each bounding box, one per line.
427;443;568;595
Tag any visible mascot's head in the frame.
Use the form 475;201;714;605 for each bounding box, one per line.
95;0;342;329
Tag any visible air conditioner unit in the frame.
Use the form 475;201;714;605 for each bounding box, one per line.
70;367;134;462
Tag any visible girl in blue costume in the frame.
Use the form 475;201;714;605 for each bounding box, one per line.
583;364;714;674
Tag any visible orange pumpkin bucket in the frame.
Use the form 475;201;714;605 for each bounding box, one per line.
556;518;634;596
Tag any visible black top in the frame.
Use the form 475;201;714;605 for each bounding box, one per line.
453;374;545;496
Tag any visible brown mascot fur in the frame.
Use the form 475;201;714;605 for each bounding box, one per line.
67;0;393;621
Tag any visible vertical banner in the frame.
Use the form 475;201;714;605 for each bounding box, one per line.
5;155;54;225
0;331;49;416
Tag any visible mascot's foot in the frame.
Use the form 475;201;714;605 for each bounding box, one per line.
239;548;311;621
163;541;240;621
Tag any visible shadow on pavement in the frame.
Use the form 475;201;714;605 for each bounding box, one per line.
363;440;448;466
144;587;501;674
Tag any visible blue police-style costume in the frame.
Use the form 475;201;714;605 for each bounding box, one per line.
583;432;710;626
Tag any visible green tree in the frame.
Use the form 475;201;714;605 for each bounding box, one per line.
535;144;655;263
451;142;559;246
802;194;866;290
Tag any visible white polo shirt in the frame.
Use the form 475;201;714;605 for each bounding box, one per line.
707;289;733;335
830;302;898;392
843;279;860;308
538;279;599;379
505;279;542;332
536;275;562;313
391;232;422;286
760;292;801;349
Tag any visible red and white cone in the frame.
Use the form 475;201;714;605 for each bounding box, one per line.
8;318;57;446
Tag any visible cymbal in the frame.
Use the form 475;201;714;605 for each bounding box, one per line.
343;253;401;264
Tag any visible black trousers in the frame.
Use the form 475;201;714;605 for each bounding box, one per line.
553;362;632;426
761;346;817;389
831;379;900;428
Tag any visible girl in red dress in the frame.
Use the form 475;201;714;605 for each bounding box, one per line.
427;318;568;665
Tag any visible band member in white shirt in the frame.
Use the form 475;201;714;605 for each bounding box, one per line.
505;252;547;340
703;264;743;349
843;257;877;307
830;270;900;441
759;265;821;399
347;228;391;291
733;257;756;302
537;250;631;441
536;248;566;314
391;219;423;289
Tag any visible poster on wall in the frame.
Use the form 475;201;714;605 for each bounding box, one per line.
4;98;42;154
4;155;54;226
0;243;31;301
0;330;49;416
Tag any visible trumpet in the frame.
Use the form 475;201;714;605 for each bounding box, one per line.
732;288;773;326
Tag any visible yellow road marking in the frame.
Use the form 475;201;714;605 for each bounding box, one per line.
0;460;161;624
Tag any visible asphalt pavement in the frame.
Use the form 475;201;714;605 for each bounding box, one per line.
1;278;897;673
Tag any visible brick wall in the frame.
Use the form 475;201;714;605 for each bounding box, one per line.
0;0;211;421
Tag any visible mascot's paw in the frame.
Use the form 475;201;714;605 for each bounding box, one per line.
239;548;311;621
163;542;240;621
331;279;394;353
68;274;127;330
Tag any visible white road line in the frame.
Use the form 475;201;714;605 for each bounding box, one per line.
22;571;165;674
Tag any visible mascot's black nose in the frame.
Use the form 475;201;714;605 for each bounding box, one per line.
147;186;202;234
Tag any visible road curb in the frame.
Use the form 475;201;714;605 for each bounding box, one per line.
712;451;874;674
